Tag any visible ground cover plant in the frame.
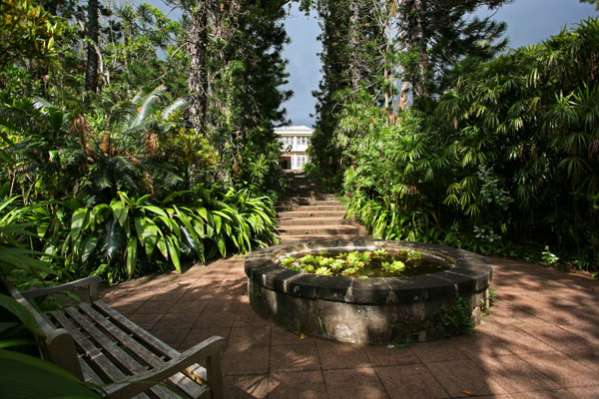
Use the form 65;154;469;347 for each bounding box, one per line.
280;248;449;277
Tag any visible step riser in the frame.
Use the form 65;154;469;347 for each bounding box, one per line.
278;175;365;242
279;203;342;209
278;206;346;212
278;227;361;236
278;218;351;226
278;212;347;219
279;234;365;242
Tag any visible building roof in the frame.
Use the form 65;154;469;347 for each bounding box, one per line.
274;125;314;135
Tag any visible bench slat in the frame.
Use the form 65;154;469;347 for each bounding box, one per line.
86;302;210;398
79;359;155;399
79;304;208;398
61;308;204;399
94;301;178;358
80;357;104;385
50;311;152;399
65;307;150;374
79;303;166;367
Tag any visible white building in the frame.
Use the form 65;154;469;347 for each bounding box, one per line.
275;125;313;171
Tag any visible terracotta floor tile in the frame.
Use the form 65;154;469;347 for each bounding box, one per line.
233;306;272;327
193;310;236;328
146;288;187;302
364;346;420;367
269;370;328;399
271;325;319;347
158;312;199;329
518;351;599;388
427;359;508;397
411;339;469;363
567;347;599;373
507;389;576;399
228;326;271;351
270;344;320;371
454;330;515;358
111;302;143;315
133;299;177;315
223;347;270;375
179;326;231;350
167;299;209;314
318;342;371;370
376;365;448;399
324;368;388;399
101;248;599;397
492;326;555;355
126;313;163;330
567;386;599;399
517;320;593;353
473;354;561;393
148;327;190;349
224;374;279;399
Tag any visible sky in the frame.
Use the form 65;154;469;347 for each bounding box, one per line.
282;0;597;126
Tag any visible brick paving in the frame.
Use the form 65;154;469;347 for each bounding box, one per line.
101;174;599;398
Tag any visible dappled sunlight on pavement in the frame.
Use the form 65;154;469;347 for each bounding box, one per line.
102;254;599;398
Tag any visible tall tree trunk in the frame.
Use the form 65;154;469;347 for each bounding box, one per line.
348;1;361;90
414;0;429;98
398;80;410;110
188;4;209;134
85;0;100;92
397;0;414;109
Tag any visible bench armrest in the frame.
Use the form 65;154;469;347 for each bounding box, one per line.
23;276;103;301
102;335;226;399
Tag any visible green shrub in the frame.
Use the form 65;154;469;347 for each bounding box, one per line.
1;187;277;285
341;20;599;273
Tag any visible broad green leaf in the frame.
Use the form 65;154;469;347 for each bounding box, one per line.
0;349;101;398
0;294;41;337
126;237;138;278
0;338;35;349
166;236;181;272
70;208;88;241
216;238;227;257
213;215;222;234
81;237;98;263
111;200;128;228
197;207;208;221
141;205;168;218
156;237;168;260
105;220;122;261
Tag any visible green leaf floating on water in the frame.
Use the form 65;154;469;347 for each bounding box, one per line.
280;249;446;278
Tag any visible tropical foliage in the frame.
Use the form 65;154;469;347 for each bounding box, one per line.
0;0;285;290
342;19;599;273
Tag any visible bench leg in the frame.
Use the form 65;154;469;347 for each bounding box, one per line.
206;352;224;399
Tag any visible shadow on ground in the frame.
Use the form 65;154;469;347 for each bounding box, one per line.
102;255;599;398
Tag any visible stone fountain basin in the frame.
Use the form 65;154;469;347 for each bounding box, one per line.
245;239;493;344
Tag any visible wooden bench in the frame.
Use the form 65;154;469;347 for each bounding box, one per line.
5;276;225;399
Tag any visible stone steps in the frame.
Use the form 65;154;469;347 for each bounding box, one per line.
278;210;347;218
279;198;340;206
278;217;351;226
278;205;346;212
278;234;362;242
277;224;362;236
277;174;365;243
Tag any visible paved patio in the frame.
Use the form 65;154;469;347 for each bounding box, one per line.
102;255;599;399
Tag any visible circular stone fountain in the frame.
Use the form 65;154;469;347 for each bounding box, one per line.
245;239;493;344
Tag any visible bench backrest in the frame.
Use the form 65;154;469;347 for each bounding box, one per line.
3;279;83;380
